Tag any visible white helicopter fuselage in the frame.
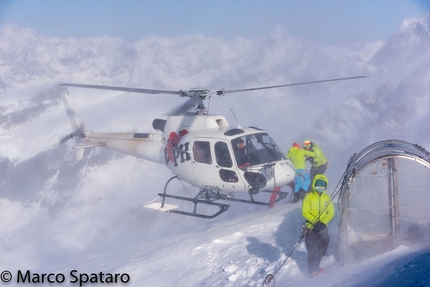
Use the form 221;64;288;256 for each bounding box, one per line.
76;112;295;194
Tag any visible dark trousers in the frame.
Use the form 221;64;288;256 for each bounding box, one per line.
305;228;329;274
308;164;328;191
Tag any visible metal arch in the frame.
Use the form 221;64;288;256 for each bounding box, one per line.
339;139;430;193
337;139;430;264
338;140;430;210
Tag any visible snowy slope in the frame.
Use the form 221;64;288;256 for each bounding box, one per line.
2;193;426;287
0;13;430;287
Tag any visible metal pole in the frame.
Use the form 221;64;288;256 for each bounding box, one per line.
387;158;400;246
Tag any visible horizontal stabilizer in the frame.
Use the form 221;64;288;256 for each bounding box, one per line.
74;143;104;161
143;197;179;212
74;143;106;149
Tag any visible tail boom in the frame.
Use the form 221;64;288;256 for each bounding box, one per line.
78;131;165;164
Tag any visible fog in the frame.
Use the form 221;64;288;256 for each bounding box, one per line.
0;13;429;286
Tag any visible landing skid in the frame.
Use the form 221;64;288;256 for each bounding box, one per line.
143;176;288;219
223;189;288;206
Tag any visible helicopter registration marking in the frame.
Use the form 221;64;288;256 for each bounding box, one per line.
203;185;222;191
165;130;191;167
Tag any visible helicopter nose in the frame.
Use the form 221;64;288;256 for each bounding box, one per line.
273;159;295;186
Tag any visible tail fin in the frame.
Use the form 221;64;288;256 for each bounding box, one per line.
60;90;86;161
62;90;85;134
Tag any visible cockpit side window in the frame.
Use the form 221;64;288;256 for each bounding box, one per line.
215;141;232;168
232;133;284;166
193;141;212;164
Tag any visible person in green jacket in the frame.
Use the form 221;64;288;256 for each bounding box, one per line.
303;140;328;190
302;174;335;277
287;143;315;202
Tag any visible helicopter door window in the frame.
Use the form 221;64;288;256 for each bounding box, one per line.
215;141;233;168
219;169;238;183
193;141;212;164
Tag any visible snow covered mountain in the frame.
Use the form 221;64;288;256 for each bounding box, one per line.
369;11;430;69
0;24;376;93
0;14;430;286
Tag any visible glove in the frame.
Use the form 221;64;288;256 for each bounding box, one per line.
306;157;315;163
312;221;327;234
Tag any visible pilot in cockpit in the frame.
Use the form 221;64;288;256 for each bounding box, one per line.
234;138;250;168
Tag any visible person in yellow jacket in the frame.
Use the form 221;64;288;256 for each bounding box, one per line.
303;140;328;191
287;143;315;202
302;174;335;277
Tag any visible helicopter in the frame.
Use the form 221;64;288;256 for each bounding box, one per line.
59;76;366;219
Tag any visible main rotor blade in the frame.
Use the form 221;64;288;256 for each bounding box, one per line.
221;76;367;95
60;75;367;98
60;83;182;95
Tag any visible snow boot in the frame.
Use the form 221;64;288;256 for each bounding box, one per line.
298;188;307;199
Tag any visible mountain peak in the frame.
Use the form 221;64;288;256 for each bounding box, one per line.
0;24;40;40
368;12;430;68
397;11;429;39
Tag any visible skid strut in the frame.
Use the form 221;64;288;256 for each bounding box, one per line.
155;177;229;219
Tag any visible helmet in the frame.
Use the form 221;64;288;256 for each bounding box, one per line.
303;140;312;150
235;138;244;148
292;143;301;149
313;175;328;193
314;179;327;192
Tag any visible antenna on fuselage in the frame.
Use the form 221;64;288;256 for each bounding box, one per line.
230;108;241;127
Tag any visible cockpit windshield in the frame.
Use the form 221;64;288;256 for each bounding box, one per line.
232;133;284;167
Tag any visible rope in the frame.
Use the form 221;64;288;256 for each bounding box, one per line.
262;231;308;287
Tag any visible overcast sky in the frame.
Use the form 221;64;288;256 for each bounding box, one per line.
0;0;429;44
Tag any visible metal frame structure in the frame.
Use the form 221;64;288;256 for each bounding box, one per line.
337;139;430;264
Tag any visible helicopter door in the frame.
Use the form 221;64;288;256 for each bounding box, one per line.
214;141;238;183
192;141;219;189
